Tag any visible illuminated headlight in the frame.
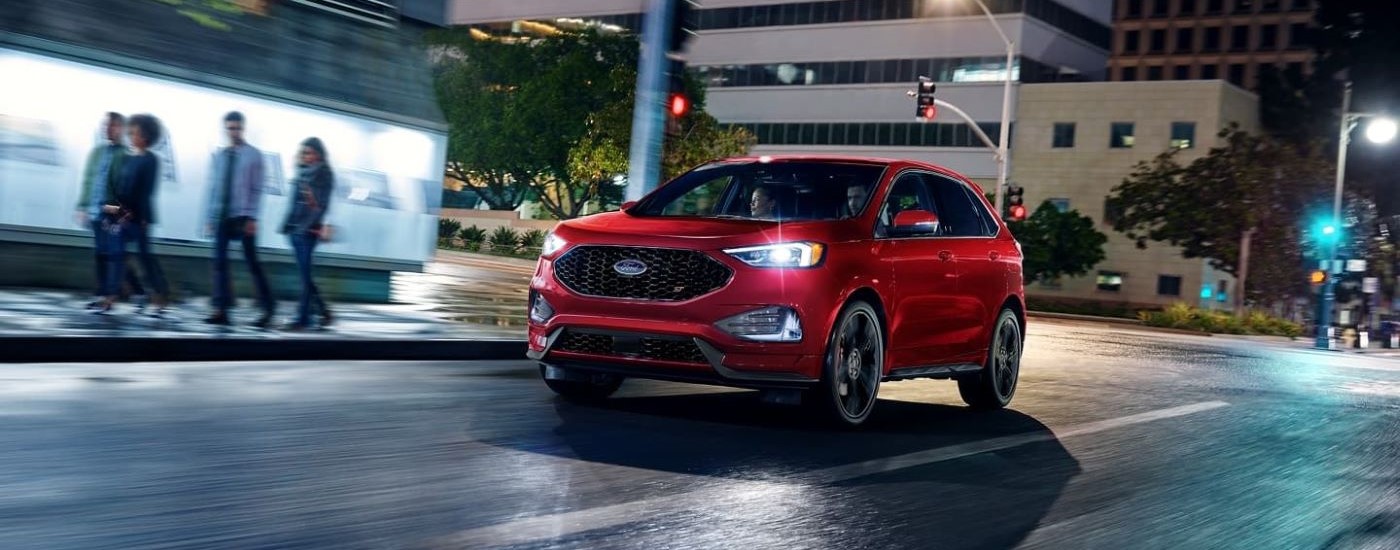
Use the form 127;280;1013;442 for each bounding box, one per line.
529;291;555;324
723;242;825;268
542;232;568;257
716;306;803;342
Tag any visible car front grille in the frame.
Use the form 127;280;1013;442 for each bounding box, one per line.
553;246;732;301
555;331;709;364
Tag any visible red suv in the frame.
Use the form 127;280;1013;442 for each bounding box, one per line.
527;156;1025;426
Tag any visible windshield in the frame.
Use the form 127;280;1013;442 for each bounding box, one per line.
634;161;887;221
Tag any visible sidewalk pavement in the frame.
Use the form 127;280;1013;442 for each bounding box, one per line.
0;250;537;363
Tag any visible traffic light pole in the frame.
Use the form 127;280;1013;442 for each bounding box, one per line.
1317;81;1351;349
625;0;678;203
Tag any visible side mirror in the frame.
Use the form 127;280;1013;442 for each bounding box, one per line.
621;201;637;211
890;209;939;237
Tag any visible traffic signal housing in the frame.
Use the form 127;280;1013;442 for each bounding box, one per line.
1005;185;1026;222
668;0;697;53
915;77;937;120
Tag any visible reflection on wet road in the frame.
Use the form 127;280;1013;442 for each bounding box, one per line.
1;321;1398;549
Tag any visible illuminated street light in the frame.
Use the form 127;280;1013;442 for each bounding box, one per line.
1366;118;1397;144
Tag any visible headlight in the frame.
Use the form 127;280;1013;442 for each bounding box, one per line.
723;242;826;268
542;232;568;257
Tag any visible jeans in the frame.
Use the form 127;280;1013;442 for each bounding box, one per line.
290;231;327;325
103;216;166;298
212;216;273;314
91;217;144;297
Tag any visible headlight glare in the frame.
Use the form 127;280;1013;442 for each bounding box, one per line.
723;242;825;268
541;232;568;257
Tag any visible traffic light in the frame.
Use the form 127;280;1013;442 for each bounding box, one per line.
1005;185;1026;222
1310;270;1327;285
915;77;937;120
668;0;697;53
666;58;689;136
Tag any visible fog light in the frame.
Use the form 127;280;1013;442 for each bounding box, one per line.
716;306;803;342
529;291;555;324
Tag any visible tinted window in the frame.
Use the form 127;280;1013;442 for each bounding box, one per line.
637;161;886;221
877;173;935;236
923;173;989;237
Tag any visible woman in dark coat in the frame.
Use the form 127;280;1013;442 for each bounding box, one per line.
96;113;169;314
280;137;334;330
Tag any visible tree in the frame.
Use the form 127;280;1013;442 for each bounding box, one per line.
1007;201;1107;285
1107;125;1335;310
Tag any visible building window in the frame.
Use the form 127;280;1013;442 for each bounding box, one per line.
1127;0;1143;18
1111;122;1136;148
1174;65;1191;79
1204;27;1221;52
1229;63;1246;85
1291;0;1310;11
1122;66;1138;81
1158;275;1183;296
1202;64;1219;79
1234;0;1254;14
1260;24;1278;49
1290;23;1309;49
1152;0;1168;17
1206;0;1224;14
1179;0;1198;15
1148;66;1164;80
1097;271;1125;292
1053;122;1076;148
1231;25;1250;51
1176;28;1195;53
1048;198;1071;212
1262;0;1281;12
1104;198;1124;225
1171;122;1196;148
1151;29;1167;53
732;121;1008;148
1124;30;1141;54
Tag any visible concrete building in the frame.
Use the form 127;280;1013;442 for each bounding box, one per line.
1108;0;1315;91
449;0;1113;185
1011;79;1258;308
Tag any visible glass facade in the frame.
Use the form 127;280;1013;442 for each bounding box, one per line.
693;55;1071;87
728;121;1007;148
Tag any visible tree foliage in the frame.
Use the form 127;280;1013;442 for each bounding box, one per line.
1007;201;1107;285
1107;125;1334;306
428;29;755;218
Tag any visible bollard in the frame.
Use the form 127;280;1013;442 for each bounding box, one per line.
1391;333;1398;349
1360;331;1369;349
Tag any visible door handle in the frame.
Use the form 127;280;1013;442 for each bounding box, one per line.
938;250;953;262
989;251;1001;260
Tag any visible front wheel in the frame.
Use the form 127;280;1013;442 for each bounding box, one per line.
541;365;624;403
959;308;1022;409
810;301;884;427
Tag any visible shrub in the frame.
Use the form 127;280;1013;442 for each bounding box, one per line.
488;226;520;253
521;229;547;250
438;218;462;243
1139;302;1301;337
459;225;488;246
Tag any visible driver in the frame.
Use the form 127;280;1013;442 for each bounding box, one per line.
845;184;869;217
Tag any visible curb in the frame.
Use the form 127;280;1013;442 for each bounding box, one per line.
1027;311;1213;337
0;337;528;364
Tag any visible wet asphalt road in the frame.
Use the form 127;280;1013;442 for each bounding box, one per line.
2;320;1398;550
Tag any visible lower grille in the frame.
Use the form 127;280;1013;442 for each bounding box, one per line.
555;331;708;365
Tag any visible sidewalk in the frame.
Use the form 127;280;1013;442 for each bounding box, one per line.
0;252;537;363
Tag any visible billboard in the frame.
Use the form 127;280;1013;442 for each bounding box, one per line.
0;48;447;266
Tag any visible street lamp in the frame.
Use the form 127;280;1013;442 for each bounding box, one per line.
950;0;1014;216
1316;80;1396;349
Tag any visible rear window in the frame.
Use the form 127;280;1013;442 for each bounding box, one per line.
633;160;887;221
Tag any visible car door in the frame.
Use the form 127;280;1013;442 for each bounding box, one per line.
877;171;964;368
924;171;1009;360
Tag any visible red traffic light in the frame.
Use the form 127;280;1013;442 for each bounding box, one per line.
1008;204;1027;221
669;93;690;117
922;105;937;120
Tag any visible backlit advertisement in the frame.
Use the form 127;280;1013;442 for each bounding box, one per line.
0;48;446;266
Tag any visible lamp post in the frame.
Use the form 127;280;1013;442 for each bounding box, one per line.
953;0;1014;216
1316;80;1397;349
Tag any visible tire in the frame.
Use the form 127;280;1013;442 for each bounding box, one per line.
540;365;624;402
959;308;1022;409
810;300;884;427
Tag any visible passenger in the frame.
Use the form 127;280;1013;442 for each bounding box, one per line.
749;187;777;219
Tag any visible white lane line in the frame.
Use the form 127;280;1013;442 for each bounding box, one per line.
432;401;1230;549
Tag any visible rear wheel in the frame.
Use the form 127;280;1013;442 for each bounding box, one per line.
811;301;884;427
540;365;624;402
959;308;1022;409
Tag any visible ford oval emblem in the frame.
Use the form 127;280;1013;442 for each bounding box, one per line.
613;259;648;276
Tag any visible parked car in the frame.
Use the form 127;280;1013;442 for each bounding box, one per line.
527;156;1025;427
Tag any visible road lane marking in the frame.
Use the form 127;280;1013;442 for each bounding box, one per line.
431;401;1230;549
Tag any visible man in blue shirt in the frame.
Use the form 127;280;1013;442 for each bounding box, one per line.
204;111;274;327
74;112;143;309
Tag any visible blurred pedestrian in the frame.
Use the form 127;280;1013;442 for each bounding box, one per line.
204;111;274;327
75;112;145;310
279;137;334;330
96;113;169;314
